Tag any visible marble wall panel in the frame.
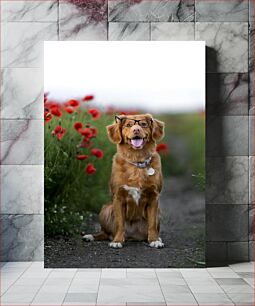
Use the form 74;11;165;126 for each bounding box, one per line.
1;22;58;68
1;0;58;22
109;22;150;40
195;22;248;73
206;156;249;205
1;165;43;214
206;205;248;241
108;0;195;22
1;120;43;165
1;68;43;119
196;0;248;22
207;116;248;156
59;1;107;40
151;22;194;40
0;215;43;261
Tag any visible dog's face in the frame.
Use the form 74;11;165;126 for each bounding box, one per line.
107;114;164;150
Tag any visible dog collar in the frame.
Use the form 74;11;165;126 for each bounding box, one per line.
126;156;152;169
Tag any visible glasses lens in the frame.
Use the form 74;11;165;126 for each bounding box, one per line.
125;120;135;127
139;120;148;127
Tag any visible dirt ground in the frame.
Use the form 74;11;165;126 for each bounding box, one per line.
45;176;205;268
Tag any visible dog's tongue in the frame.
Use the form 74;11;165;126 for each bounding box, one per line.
131;138;143;148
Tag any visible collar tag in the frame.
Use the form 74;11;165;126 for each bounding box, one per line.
147;167;155;176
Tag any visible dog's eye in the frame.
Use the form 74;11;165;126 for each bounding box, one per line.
140;122;148;127
126;123;133;127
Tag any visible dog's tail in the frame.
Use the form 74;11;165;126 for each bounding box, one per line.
82;230;109;242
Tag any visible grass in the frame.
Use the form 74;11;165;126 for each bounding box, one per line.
158;113;205;189
45;111;115;235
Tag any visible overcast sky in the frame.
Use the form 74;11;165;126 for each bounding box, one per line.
44;41;205;114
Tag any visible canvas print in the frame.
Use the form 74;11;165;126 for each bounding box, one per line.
44;41;205;268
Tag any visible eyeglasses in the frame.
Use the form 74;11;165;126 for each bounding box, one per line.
115;115;152;128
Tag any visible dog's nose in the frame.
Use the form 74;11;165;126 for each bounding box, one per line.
133;127;141;134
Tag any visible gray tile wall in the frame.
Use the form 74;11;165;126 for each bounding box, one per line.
0;0;253;264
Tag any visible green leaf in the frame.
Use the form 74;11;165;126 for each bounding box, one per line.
63;151;69;158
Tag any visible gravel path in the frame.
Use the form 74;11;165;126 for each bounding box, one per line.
45;175;205;268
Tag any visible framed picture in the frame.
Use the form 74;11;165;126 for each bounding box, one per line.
44;41;205;268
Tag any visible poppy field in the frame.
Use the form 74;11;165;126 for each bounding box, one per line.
44;94;204;237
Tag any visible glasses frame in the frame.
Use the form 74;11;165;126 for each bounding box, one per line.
115;115;152;128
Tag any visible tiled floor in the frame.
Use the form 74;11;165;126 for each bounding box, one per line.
0;262;254;305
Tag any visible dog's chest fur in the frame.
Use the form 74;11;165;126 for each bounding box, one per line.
110;153;162;220
123;185;141;205
124;167;153;202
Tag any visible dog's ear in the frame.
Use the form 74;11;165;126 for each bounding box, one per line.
152;118;165;141
106;122;122;144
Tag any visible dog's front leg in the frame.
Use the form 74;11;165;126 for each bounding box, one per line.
109;188;125;249
147;196;164;249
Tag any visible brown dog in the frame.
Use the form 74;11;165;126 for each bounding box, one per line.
83;113;165;248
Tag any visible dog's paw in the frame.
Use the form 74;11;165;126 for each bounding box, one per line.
82;234;94;242
149;240;164;248
109;241;123;249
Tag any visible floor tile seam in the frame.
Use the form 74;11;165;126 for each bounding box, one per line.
95;267;103;305
29;268;55;304
155;267;167;306
1;262;33;296
61;268;79;305
212;278;243;305
176;270;199;305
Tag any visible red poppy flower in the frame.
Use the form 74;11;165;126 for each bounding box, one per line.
50;106;62;117
76;154;89;160
74;122;83;131
88;108;100;120
83;95;94;102
91;148;104;159
48;102;59;109
80;127;92;138
79;138;92;148
67;99;80;108
44;111;52;123
85;163;96;175
65;106;74;114
52;125;66;140
90;127;97;137
156;143;169;154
